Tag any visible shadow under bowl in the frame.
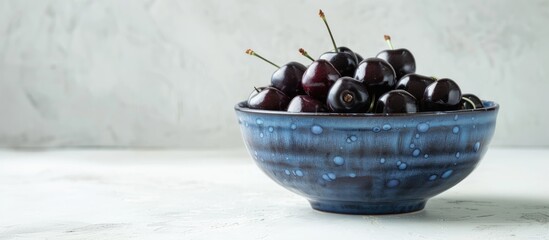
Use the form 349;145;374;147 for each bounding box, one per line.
235;101;499;214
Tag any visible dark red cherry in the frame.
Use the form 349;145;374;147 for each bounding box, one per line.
460;93;484;109
287;95;328;113
422;78;462;111
376;36;416;80
302;59;341;101
271;62;306;98
395;73;436;101
376;49;416;80
319;51;358;77
316;11;358;77
376;90;417;114
327;77;370;113
247;86;266;102
354;58;397;97
247;87;291;110
337;46;363;62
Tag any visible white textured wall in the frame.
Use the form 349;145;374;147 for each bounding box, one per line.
0;0;548;148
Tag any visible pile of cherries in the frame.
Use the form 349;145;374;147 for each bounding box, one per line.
245;10;483;114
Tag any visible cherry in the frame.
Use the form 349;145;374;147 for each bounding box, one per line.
376;35;416;80
245;49;305;98
271;62;306;97
354;58;397;98
376;90;417;114
287;95;328;113
422;78;462;111
316;10;358;77
460;93;484;109
247;87;291;110
301;59;341;101
248;86;266;102
337;46;359;63
327;77;370;113
395;73;436;101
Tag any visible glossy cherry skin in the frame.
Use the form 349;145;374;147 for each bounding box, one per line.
395;73;436;101
247;87;291;111
319;51;358;77
376;48;416;80
375;90;417;114
271;62;306;98
327;77;370;113
460;93;484;109
247;86;267;102
287;95;328;113
301;59;341;101
422;78;462;111
354;58;397;97
337;46;359;63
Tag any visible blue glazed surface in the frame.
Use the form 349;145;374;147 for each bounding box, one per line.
235;101;499;214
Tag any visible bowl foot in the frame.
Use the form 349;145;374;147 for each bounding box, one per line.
309;199;426;215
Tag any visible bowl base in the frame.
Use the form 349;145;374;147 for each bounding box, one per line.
309;199;426;215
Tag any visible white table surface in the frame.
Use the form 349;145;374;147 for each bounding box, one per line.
0;148;548;240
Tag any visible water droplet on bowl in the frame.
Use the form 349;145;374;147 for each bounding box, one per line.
417;123;429;133
474;142;481;152
284;169;291;175
268;126;274;132
256;118;263;125
429;174;438;181
290;123;297;130
295;170;304;177
399;163;407;170
349;173;356;178
380;158;386;164
455;152;460;158
452;126;460;134
311;125;323;135
333;156;345;166
373;126;381;133
441;169;453;179
410;143;415;148
413;149;421;157
386;179;400;188
383;124;392;131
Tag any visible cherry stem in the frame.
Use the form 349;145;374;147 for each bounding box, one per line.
253;86;261;93
245;49;279;68
431;76;439;81
343;93;354;103
299;48;315;62
319;10;338;52
462;97;477;109
384;35;394;50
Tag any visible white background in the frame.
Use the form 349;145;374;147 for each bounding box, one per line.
1;0;548;148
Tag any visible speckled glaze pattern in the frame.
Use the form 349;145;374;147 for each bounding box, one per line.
235;101;499;214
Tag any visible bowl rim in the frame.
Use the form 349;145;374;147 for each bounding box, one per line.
235;100;499;117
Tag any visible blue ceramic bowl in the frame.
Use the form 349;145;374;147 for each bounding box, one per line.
235;101;499;214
